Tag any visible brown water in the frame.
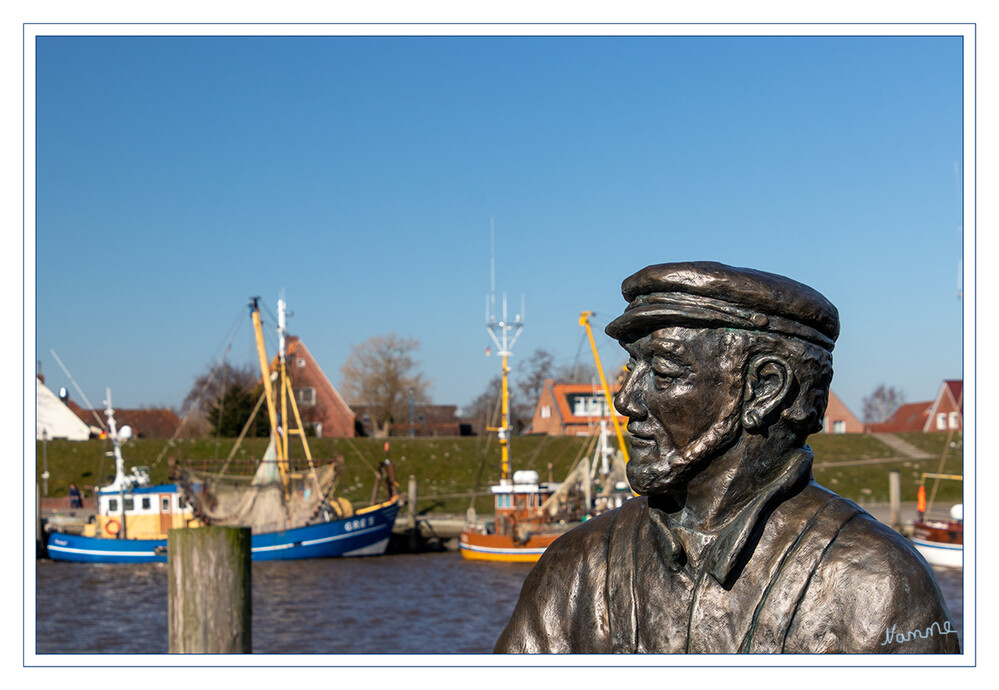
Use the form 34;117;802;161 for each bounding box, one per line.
34;553;965;655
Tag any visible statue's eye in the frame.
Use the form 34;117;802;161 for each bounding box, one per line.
650;355;685;379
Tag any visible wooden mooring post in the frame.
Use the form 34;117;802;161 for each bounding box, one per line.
889;470;902;531
168;526;252;654
408;474;418;551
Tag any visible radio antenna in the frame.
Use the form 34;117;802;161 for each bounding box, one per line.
485;220;524;481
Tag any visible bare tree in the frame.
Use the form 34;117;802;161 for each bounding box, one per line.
862;384;905;424
555;360;596;385
465;375;504;437
340;333;430;435
514;348;555;423
181;361;261;437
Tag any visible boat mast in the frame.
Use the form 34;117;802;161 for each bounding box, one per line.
485;221;523;482
278;298;290;463
276;298;315;464
104;388;127;489
250;297;290;497
579;311;629;466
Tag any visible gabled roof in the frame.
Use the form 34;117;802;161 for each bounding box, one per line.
36;377;91;440
285;335;354;414
547;382;626;424
944;380;963;408
883;401;932;432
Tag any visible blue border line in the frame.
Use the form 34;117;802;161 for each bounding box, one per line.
24;23;976;669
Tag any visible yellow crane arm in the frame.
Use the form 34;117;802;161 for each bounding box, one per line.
579;311;630;464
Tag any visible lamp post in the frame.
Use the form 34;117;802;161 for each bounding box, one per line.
41;429;49;497
408;387;415;437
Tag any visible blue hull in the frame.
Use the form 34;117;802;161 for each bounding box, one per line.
46;501;400;564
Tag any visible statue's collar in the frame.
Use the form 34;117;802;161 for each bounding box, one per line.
647;447;814;585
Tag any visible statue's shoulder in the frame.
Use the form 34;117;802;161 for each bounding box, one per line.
494;498;647;653
796;482;929;567
541;496;647;564
781;483;959;653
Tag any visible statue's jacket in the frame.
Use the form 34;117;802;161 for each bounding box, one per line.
495;451;960;654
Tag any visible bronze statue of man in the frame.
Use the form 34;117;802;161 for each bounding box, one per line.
495;261;959;654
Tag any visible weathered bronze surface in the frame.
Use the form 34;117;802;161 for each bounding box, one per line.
495;261;959;654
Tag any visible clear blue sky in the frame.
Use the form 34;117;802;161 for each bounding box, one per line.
32;34;965;420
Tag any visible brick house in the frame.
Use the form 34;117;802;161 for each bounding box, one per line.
351;403;468;437
530;379;628;436
281;335;356;437
820;391;864;434
88;407;182;438
923;380;963;432
865;380;963;433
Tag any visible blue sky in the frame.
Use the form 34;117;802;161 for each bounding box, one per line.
31;33;966;420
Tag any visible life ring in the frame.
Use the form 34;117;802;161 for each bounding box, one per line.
106;519;121;535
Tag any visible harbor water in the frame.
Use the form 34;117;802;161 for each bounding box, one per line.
34;553;965;655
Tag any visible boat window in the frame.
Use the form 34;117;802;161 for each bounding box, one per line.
162;497;170;511
124;498;134;511
142;497;151;510
109;498;118;513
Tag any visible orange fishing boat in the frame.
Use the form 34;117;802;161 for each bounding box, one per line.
460;309;631;563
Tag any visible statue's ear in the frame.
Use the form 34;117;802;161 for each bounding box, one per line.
741;355;793;432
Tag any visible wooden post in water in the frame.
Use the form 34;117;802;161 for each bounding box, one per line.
889;470;902;531
168;526;252;653
408;474;418;551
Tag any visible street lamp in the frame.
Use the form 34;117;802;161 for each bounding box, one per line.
408;387;415;437
41;429;49;497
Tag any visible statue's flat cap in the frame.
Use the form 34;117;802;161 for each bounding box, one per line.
605;261;839;350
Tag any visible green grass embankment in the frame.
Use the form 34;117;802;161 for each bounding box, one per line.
810;431;964;505
34;431;964;513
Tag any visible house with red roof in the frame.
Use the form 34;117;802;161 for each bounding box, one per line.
280;335;356;437
820;391;864;434
351;403;469;437
530;379;628;436
87;407;183;438
865;380;963;433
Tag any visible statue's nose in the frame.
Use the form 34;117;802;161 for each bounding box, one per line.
614;370;647;420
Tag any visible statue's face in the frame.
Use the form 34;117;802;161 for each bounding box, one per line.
616;326;746;496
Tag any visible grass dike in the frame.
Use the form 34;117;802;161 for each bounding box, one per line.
35;431;963;516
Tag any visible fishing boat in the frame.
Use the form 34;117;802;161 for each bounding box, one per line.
46;297;401;563
911;472;963;569
45;393;204;563
459;309;631;563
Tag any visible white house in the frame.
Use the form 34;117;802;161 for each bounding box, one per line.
36;377;91;441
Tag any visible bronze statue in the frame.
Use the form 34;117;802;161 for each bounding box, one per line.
495;261;959;654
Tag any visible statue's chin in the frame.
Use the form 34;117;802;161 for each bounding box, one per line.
626;453;686;496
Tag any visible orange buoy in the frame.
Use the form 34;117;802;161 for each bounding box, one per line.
917;485;926;513
106;518;121;535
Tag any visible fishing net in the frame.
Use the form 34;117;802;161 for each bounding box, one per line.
175;448;349;533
